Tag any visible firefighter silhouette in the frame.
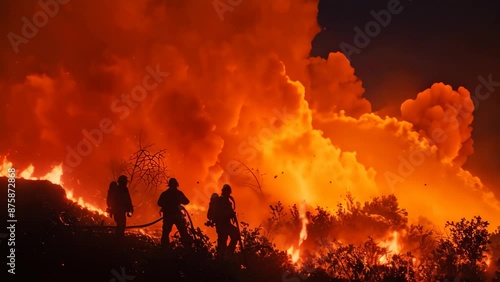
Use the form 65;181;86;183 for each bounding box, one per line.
157;178;191;248
106;181;118;217
207;184;240;256
106;175;134;238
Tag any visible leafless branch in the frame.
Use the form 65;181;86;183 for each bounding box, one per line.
234;159;264;194
124;141;169;193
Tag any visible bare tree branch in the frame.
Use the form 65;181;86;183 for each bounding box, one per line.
124;142;169;193
234;159;264;194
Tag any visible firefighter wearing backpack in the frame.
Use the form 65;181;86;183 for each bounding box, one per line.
157;178;191;248
207;184;240;256
106;175;134;238
106;181;118;218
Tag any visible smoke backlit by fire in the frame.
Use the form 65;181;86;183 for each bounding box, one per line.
1;0;500;260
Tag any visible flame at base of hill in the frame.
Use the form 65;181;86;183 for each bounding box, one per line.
1;156;106;216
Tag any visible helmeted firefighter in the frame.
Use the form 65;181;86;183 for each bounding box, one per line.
106;175;134;238
207;184;240;256
157;178;191;248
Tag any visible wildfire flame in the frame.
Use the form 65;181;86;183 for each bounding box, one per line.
1;156;106;215
64;190;106;215
287;203;309;264
1;157;13;176
485;252;492;268
378;231;402;264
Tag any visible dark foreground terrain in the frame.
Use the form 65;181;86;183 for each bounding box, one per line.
0;178;293;282
0;177;154;281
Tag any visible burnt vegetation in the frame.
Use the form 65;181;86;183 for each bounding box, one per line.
1;177;500;282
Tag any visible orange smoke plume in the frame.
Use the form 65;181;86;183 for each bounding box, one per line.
0;0;499;249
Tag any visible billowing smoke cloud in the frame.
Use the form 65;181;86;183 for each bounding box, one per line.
401;83;474;165
308;52;371;118
1;0;499;237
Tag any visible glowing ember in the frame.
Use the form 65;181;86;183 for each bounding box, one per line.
287;203;309;264
378;231;402;264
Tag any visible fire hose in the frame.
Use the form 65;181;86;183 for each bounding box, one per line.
180;206;198;242
229;196;247;267
228;196;245;251
58;214;163;229
59;207;198;244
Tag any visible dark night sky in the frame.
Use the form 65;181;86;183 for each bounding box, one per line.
312;0;500;191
